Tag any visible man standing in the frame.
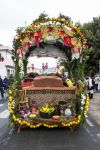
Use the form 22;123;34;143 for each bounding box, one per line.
88;76;94;99
3;76;10;90
0;76;4;100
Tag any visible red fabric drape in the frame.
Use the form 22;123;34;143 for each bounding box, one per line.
63;36;71;45
60;30;65;37
30;33;34;39
35;35;40;46
37;30;42;37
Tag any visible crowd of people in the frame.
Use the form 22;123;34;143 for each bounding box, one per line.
0;72;100;100
0;76;10;100
84;75;100;99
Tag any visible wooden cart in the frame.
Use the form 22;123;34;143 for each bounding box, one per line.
8;15;89;132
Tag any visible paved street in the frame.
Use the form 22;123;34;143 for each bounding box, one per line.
0;92;100;150
0;93;10;143
88;92;100;125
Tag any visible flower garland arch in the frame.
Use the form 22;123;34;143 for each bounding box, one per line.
14;17;87;58
12;16;88;80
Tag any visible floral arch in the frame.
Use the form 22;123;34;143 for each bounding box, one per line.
12;15;87;81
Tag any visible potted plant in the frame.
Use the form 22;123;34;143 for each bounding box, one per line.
40;103;55;119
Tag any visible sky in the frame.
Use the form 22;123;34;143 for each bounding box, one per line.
0;0;100;48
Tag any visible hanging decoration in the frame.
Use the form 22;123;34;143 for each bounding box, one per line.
48;26;53;32
63;36;71;45
60;30;65;37
34;35;40;46
23;42;31;50
17;47;23;57
30;33;34;40
14;17;87;57
37;30;42;37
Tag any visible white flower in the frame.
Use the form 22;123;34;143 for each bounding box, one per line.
81;100;85;105
81;107;83;110
81;94;86;100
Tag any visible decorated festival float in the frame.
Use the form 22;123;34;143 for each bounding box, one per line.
8;13;89;132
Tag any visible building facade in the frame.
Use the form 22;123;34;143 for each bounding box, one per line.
0;44;15;79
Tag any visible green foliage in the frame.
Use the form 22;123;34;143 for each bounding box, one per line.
12;27;24;50
58;13;72;23
33;12;48;23
13;39;22;50
61;46;73;79
16;27;24;35
61;46;89;81
81;16;100;75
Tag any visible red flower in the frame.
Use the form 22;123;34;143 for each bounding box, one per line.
48;26;53;32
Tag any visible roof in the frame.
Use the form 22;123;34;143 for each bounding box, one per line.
0;45;12;50
0;45;12;53
5;65;15;69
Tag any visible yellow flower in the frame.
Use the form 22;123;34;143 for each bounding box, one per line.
9;90;12;94
20;122;23;125
27;123;30;126
29;114;36;118
18;120;21;124
30;125;33;128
